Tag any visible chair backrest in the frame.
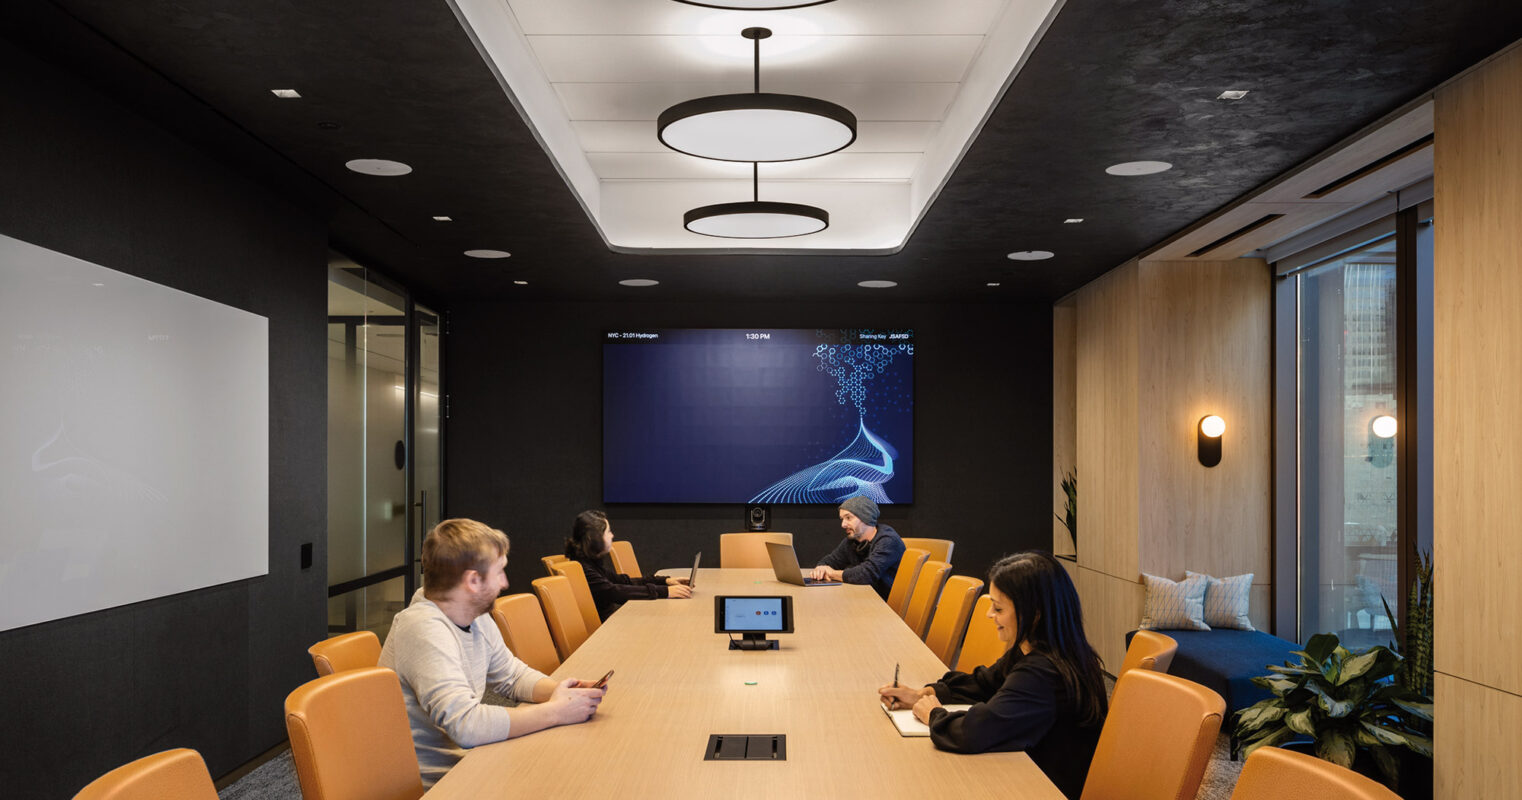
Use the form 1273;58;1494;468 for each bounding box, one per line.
307;630;382;677
899;537;954;565
1229;745;1402;799
954;595;1008;671
902;560;952;639
74;748;218;800
886;548;929;618
718;532;794;569
532;575;590;660
1080;670;1225;800
540;554;568;577
284;667;424;800
549;560;603;634
924;576;985;667
1118;629;1179;676
490;593;561;676
608;540;642;577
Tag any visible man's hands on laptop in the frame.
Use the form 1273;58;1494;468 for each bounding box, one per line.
809;565;844;582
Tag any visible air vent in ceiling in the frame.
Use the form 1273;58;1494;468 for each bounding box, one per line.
1188;214;1285;258
1303;134;1434;199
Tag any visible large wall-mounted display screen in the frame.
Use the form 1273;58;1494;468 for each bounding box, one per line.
603;328;913;504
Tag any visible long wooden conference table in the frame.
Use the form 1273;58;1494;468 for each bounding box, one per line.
426;568;1065;798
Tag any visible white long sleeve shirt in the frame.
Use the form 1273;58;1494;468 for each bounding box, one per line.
378;593;548;786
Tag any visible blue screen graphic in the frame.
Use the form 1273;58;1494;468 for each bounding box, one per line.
603;329;913;504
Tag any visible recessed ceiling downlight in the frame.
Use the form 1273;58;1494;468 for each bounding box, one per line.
858;280;897;288
345;159;412;176
1105;160;1172;176
620;279;660;287
513;280;528;286
464;249;511;259
1006;250;1054;261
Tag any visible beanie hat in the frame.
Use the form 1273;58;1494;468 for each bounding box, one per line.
838;495;880;527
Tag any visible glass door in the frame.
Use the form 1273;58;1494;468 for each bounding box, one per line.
412;304;443;590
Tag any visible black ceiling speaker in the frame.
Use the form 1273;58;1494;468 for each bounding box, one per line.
746;504;770;531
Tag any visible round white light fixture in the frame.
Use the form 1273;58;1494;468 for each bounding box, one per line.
620;279;660;287
1007;250;1055;261
684;163;828;238
1371;415;1398;439
987;282;1001;287
658;28;856;163
345;158;412;176
1105;160;1173;176
674;0;835;8
858;280;897;288
464;249;511;259
1200;415;1226;438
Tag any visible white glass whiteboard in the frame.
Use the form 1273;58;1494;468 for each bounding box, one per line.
0;232;269;632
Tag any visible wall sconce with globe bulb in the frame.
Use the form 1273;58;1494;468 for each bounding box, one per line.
1198;415;1225;467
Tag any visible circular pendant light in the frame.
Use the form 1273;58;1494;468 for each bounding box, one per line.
684;164;829;238
658;28;856;163
673;1;836;8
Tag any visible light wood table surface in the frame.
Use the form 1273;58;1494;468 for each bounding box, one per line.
426;569;1064;799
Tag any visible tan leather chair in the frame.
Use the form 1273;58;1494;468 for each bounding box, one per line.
900;537;954;565
540;554;568;576
549;560;603;634
923;575;985;667
532;575;589;660
886;548;929;618
954;595;1007;671
902;560;952;639
490;593;561;676
1118;629;1179;676
284;666;424;800
307;630;382;677
74;748;217;800
1080;669;1225;800
1230;745;1401;799
718;532;793;568
608;540;642;577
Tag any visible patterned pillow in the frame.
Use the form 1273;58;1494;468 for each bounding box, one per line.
1187;570;1255;631
1139;572;1210;631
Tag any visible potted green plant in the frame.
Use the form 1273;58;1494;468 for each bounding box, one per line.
1055;467;1076;555
1235;632;1432;792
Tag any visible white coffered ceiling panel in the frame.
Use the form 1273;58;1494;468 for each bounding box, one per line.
587;152;922;181
504;0;1010;36
554;82;960;122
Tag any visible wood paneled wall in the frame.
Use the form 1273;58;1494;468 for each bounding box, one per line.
1064;258;1273;669
1053;299;1077;558
1433;41;1522;798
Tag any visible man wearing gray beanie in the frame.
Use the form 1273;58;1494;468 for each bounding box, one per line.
808;495;906;599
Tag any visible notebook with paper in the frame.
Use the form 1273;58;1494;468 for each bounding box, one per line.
881;703;974;737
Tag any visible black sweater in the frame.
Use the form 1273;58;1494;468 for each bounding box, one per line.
926;649;1105;800
816;524;905;599
573;556;670;620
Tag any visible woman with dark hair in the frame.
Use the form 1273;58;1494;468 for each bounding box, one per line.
878;551;1107;799
565;510;690;620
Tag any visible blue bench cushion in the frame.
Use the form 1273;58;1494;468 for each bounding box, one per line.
1124;629;1301;716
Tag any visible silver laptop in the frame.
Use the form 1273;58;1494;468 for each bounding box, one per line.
688;551;701;589
765;541;842;587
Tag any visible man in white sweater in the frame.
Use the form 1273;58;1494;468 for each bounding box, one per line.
380;518;605;786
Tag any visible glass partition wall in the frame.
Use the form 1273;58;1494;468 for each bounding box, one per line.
326;256;443;639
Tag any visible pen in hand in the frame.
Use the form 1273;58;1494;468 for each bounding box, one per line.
893;662;899;690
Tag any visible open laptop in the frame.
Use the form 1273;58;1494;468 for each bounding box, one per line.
688;551;701;589
765;541;842;587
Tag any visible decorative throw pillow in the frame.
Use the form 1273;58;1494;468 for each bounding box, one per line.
1139;572;1210;631
1187;570;1255;631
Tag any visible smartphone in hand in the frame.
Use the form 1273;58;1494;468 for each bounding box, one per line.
591;669;614;689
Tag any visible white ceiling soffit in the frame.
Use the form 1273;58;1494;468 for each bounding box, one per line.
448;0;1063;253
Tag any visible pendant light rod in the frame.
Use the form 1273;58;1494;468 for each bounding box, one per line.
753;162;759;202
742;27;770;93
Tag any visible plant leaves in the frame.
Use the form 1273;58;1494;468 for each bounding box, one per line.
1317;730;1356;768
1389;695;1434;721
1338;648;1382;684
1401;731;1435;758
1239;726;1297;762
1305;633;1339;664
1361;721;1410;746
1307;683;1353;718
1370;744;1400;788
1285;708;1317;736
1234;702;1286;735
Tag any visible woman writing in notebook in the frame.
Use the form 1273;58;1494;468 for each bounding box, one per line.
565;510;690;621
877;551;1107;799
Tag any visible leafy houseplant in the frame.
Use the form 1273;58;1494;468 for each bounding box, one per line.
1055;467;1076;553
1235;633;1433;790
1382;550;1434;699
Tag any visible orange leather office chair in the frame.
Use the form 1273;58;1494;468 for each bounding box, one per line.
307;630;382;677
718;532;794;568
532;575;590;660
1080;669;1225;800
549;560;603;634
954;595;1007;671
490;593;562;676
540;554;568;576
923;576;985;667
886;548;929;618
899;537;954;565
1230;745;1401;799
74;748;217;800
608;540;642;577
1118;629;1179;676
902;560;952;639
284;667;424;800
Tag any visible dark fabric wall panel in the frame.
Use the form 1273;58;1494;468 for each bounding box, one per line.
445;300;1053;602
0;36;327;799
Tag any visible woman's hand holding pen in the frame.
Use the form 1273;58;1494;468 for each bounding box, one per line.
878;684;934;710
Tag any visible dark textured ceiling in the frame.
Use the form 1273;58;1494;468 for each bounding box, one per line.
6;0;1521;305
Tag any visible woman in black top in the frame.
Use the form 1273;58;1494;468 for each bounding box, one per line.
565;510;691;620
878;551;1107;799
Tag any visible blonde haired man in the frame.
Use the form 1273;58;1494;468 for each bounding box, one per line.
379;518;605;786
